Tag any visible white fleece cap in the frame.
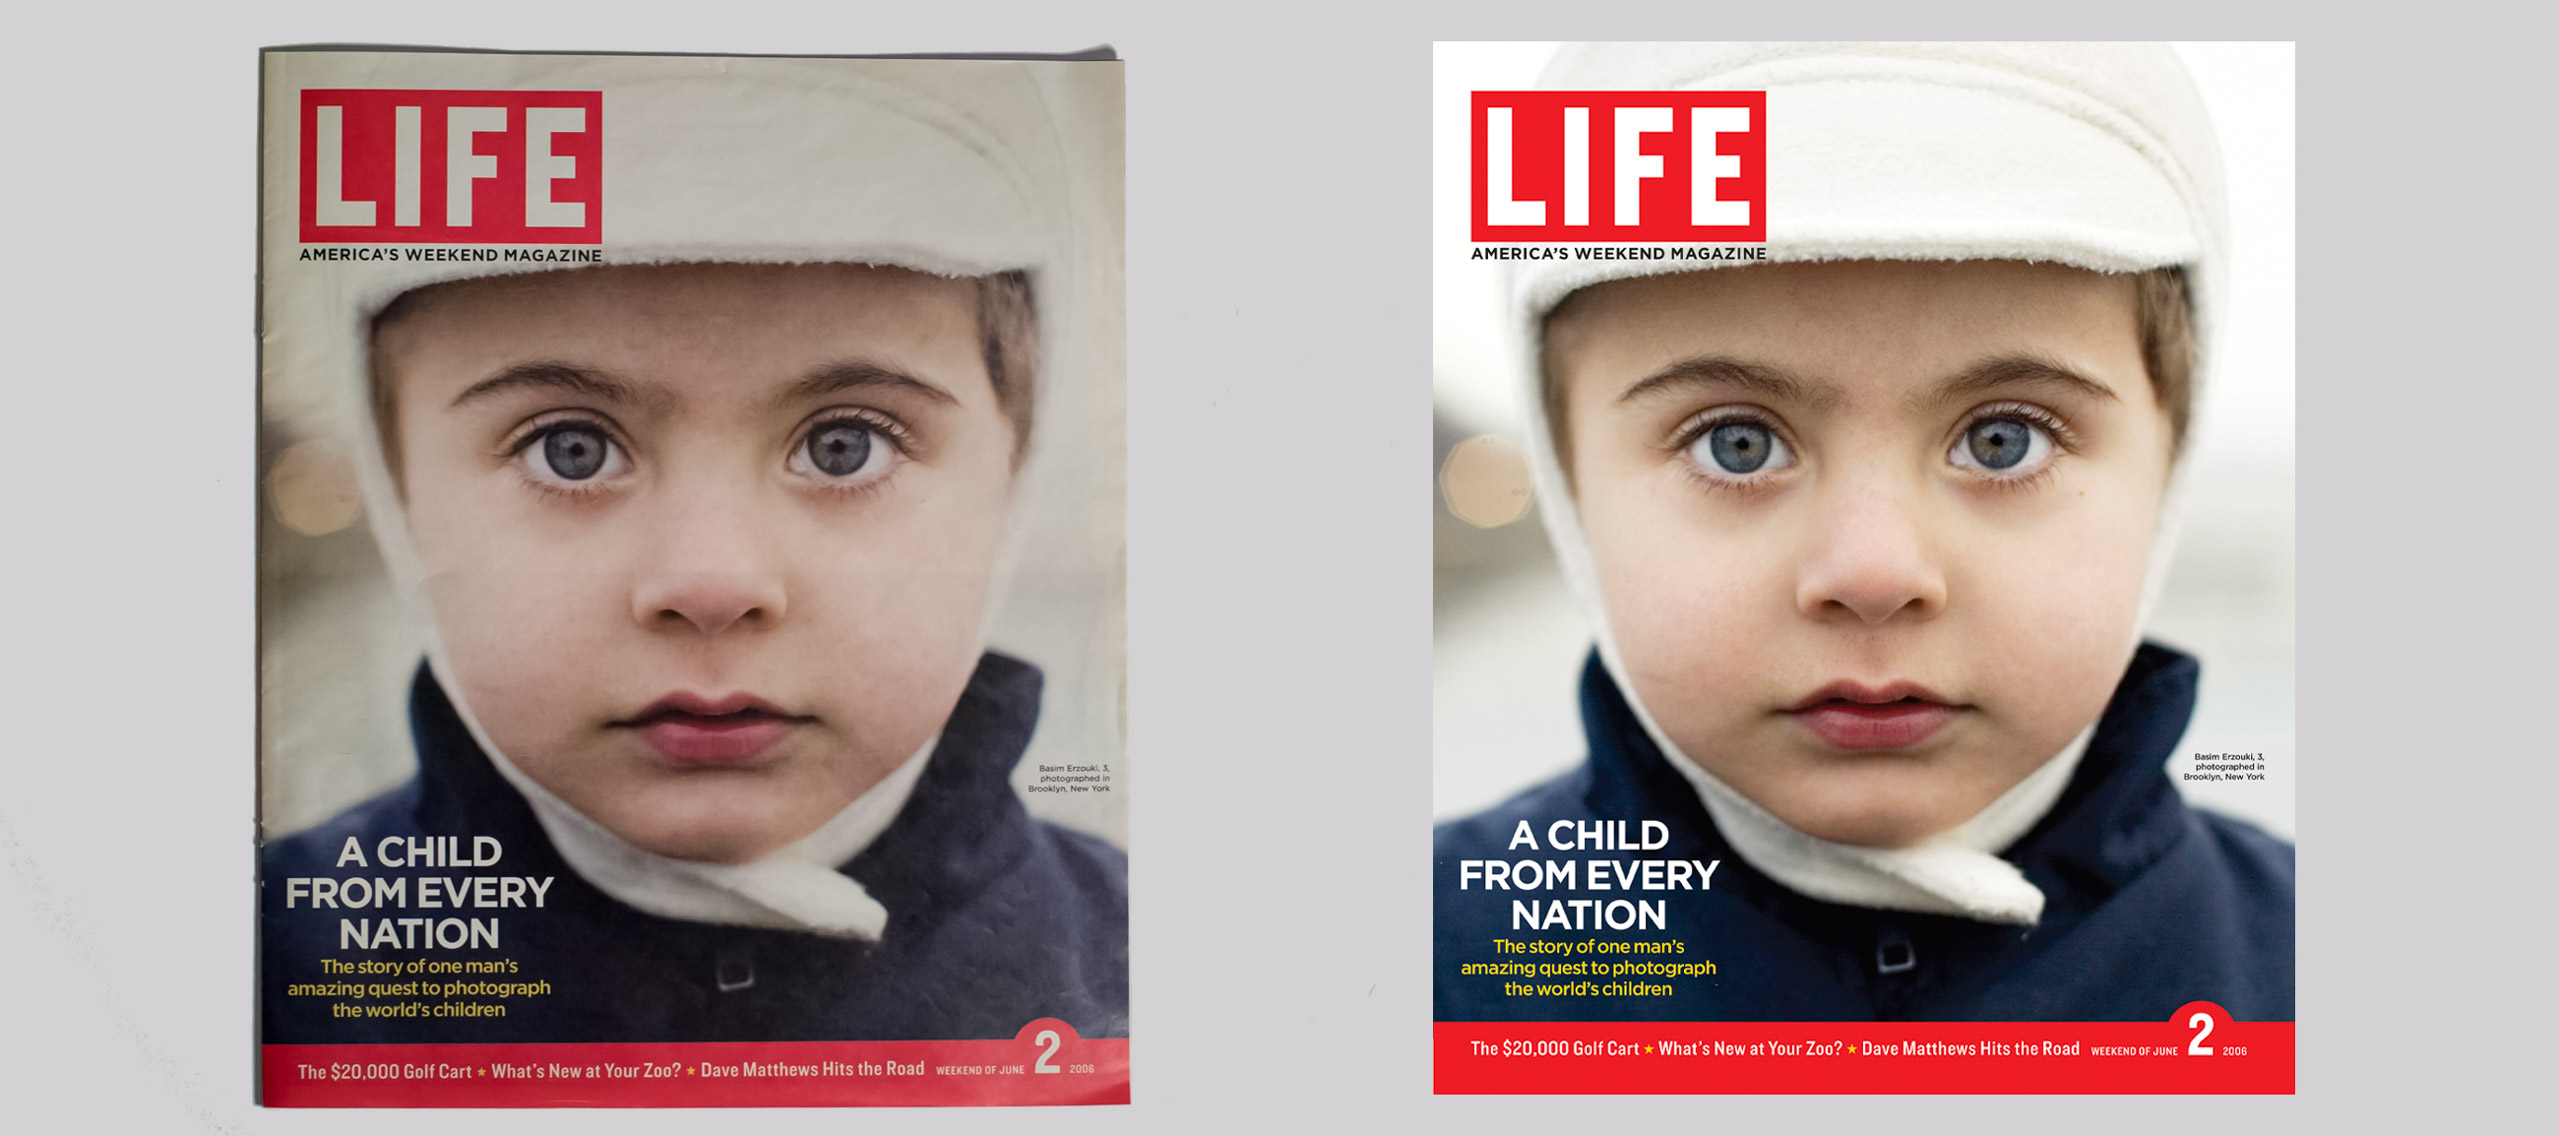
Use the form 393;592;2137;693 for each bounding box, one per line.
1514;42;2226;333
1508;42;2227;924
261;50;1124;936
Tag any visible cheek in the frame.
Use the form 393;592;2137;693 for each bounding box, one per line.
1580;481;1778;713
407;498;631;751
1958;481;2161;723
792;476;1015;686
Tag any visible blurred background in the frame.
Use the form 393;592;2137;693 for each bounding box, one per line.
1431;43;2295;838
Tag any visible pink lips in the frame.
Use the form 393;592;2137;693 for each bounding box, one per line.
622;693;807;763
1785;681;1964;751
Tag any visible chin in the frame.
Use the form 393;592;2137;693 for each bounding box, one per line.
1766;794;1957;850
600;801;803;865
619;827;768;865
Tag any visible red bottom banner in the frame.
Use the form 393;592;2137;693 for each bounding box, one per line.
1436;1002;2291;1094
263;1018;1128;1106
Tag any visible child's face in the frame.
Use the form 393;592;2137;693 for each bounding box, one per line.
1549;260;2173;848
376;264;1017;864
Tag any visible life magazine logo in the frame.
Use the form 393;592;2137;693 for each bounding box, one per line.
1471;91;1764;247
298;90;603;245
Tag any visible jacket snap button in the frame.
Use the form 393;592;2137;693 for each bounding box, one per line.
715;952;755;993
1875;931;1916;975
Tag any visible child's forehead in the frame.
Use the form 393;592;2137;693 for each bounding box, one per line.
1548;260;2142;393
374;263;989;400
1557;260;2133;331
384;262;975;334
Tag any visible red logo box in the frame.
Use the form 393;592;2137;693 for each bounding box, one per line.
299;89;603;244
1472;91;1764;243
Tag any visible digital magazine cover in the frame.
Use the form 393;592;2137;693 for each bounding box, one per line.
1431;41;2294;1093
256;46;1127;1106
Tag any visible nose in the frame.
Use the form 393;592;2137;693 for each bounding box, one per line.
1793;485;1948;625
629;492;788;636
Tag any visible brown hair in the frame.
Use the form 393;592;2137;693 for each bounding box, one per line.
976;268;1040;466
2133;265;2194;454
369;264;1041;483
1540;264;2196;475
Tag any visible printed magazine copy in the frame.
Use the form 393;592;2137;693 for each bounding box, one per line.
1430;42;2296;1093
257;47;1128;1106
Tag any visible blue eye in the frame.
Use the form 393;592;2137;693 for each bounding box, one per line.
1687;420;1794;476
806;422;872;476
1949;416;2053;474
543;427;609;479
788;416;896;484
520;422;628;486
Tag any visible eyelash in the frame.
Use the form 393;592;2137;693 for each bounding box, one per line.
1951;401;2079;491
503;411;633;500
787;407;915;496
1665;406;1797;493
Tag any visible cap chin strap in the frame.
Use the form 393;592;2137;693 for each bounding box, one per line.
499;736;931;940
440;656;936;941
1643;693;2094;926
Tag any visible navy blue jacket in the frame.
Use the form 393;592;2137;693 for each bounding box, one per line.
1435;644;2293;1022
261;652;1128;1043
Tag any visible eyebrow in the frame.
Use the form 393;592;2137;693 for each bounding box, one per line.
1923;354;2122;408
776;362;960;409
1614;353;2122;411
448;361;643;409
444;359;963;413
1617;357;1839;409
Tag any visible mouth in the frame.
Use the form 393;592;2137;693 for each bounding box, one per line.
1784;681;1966;751
615;693;812;764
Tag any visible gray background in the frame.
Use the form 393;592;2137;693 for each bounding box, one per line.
0;2;2539;1132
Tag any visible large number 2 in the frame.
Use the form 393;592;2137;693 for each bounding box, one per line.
1034;1028;1062;1073
2186;1011;2216;1055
